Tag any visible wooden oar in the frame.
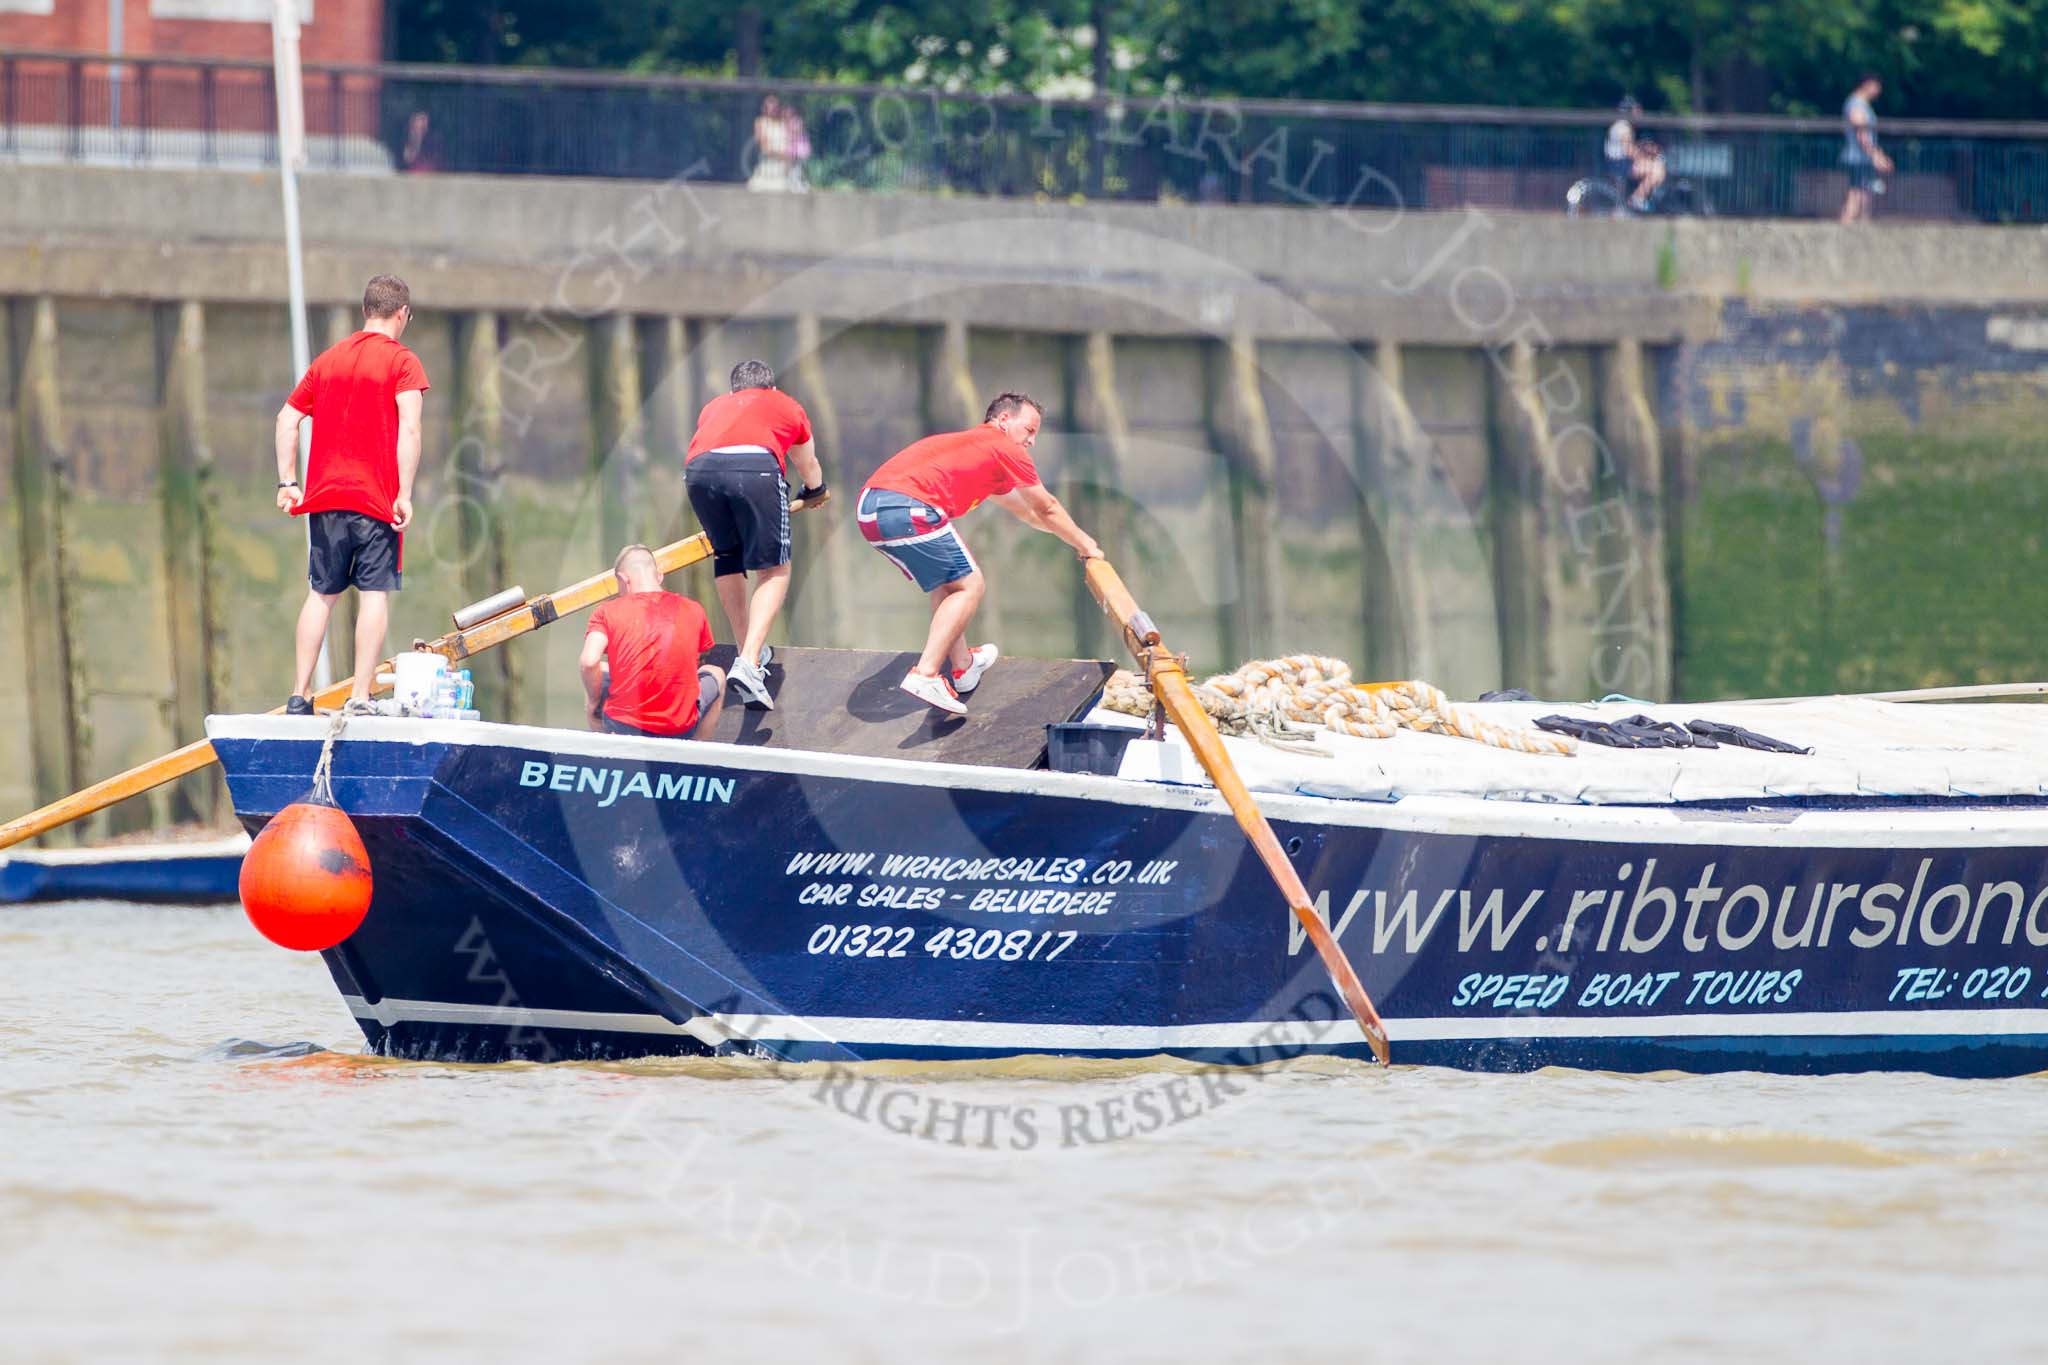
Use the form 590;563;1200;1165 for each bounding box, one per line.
0;522;773;852
1083;559;1392;1065
1725;681;2048;705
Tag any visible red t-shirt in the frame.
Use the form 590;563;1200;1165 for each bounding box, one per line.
864;426;1040;520
686;388;813;471
286;331;430;523
587;592;716;735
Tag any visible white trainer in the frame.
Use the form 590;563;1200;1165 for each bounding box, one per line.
951;642;1000;695
900;670;967;716
729;655;775;710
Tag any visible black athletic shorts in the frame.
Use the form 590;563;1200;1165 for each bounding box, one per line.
307;509;401;594
685;448;790;577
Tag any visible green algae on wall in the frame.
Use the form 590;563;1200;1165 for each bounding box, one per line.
1677;426;2048;701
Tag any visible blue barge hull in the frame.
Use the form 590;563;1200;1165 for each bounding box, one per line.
1;838;246;904
208;714;2048;1076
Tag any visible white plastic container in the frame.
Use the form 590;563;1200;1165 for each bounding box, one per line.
391;651;448;713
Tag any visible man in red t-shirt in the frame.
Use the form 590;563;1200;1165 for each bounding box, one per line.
858;392;1101;716
684;358;827;711
273;274;429;714
579;544;725;738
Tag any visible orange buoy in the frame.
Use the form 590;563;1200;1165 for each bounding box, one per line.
238;801;373;951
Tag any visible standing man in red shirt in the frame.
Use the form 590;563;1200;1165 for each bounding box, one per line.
859;392;1101;715
273;274;429;714
684;359;827;711
579;544;725;739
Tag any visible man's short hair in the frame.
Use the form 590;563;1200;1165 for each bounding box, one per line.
613;543;658;580
730;359;776;391
1859;71;1882;89
984;392;1042;424
363;275;411;320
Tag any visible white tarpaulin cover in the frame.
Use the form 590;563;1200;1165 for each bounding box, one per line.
1089;698;2048;805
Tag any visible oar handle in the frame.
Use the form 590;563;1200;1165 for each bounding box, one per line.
1084;559;1163;656
0;739;219;851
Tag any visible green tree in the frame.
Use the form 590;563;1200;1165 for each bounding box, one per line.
389;0;2048;119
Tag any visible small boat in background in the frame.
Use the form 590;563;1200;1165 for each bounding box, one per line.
0;833;247;905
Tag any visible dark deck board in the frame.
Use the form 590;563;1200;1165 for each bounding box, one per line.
698;646;1113;769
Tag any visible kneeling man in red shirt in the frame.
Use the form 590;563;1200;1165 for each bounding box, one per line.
579;544;726;739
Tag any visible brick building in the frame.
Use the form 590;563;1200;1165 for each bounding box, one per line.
0;2;395;167
0;0;385;64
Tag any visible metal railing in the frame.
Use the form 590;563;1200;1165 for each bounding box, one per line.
6;48;2048;222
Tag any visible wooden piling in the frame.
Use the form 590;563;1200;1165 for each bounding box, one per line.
451;310;517;721
918;319;1004;642
1356;340;1503;693
1209;332;1283;662
155;299;223;820
10;298;85;840
1488;338;1572;694
589;313;644;554
641;315;716;614
1066;331;1132;658
1594;338;1673;700
785;314;848;647
927;319;982;430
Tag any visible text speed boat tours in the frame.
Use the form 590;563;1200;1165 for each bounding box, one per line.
209;646;2048;1077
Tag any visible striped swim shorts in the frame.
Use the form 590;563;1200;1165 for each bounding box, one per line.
857;487;978;592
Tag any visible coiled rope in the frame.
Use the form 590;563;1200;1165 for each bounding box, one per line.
1103;653;1576;756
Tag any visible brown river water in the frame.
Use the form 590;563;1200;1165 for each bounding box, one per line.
5;900;2045;1362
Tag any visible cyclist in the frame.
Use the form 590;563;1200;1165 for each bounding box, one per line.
1603;97;1666;211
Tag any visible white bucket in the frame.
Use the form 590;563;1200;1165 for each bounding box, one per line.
391;651;447;712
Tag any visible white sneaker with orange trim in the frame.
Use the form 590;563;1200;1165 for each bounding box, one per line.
951;643;1000;695
900;670;967;716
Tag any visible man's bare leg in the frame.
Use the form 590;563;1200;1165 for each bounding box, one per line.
695;666;726;734
916;574;984;677
291;589;339;698
714;572;749;651
352;590;390;704
739;563;792;667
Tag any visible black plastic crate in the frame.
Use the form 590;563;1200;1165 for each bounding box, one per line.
1044;722;1141;776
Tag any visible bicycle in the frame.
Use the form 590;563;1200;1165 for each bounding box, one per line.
1566;156;1715;218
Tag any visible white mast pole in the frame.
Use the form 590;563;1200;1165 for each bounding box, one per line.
272;0;330;687
108;0;124;138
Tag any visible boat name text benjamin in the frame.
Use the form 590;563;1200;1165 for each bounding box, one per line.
518;761;735;807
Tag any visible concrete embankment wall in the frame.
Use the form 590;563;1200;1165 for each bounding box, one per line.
3;165;2047;837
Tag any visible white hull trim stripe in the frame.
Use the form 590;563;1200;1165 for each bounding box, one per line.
342;995;2048;1051
207;714;2048;850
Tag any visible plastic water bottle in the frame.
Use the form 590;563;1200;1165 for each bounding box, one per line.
428;674;462;719
456;670;475;712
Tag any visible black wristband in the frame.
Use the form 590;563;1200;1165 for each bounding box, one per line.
278;480;300;488
796;482;826;502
